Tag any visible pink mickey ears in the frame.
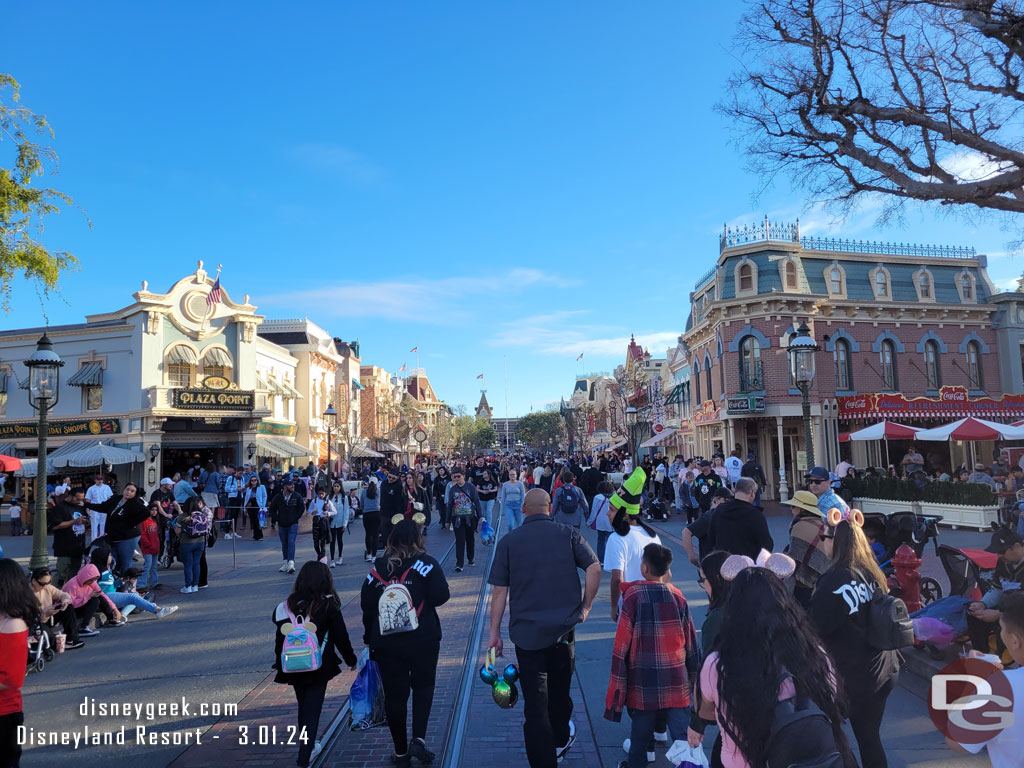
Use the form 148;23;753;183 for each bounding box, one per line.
720;549;796;582
827;507;864;527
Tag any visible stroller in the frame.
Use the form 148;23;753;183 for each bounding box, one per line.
862;510;944;606
935;543;998;602
159;525;180;569
26;617;55;673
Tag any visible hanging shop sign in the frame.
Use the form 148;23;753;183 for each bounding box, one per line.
727;396;766;415
258;421;297;437
693;400;722;425
838;386;1024;419
0;418;122;439
172;389;255;411
202;375;230;390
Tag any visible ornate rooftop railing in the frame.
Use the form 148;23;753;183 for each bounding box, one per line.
693;266;717;290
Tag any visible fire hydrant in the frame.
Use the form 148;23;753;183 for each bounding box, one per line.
892;544;922;613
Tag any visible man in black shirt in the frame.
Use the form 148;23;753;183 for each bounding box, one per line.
740;452;767;506
683;487;732;567
692;461;723;514
467;456;488;488
48;488;88;586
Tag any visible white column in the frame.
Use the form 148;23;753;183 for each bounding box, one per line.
776;415;789;501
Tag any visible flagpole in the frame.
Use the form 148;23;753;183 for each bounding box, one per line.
504;355;510;451
200;264;223;333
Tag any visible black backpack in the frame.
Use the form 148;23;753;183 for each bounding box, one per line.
557;486;584;518
765;686;844;768
865;589;915;651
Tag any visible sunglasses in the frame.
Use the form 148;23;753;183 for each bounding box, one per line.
697;573;707;585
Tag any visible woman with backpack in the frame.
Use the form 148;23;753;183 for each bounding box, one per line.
360;519;451;767
360;480;381;562
695;564;855;768
809;519;900;768
173;500;211;594
552;469;586;529
273;561;358;768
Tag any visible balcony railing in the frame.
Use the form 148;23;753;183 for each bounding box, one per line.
739;361;764;392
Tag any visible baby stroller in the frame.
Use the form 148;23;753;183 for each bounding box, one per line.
26;617;55;673
160;525;180;569
936;543;998;602
862;510;944;606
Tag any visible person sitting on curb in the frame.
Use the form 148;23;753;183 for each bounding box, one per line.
30;568;84;649
107;567;179;620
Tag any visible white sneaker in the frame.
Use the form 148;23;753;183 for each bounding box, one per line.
556;720;576;763
653;730;668;743
310;740;323;761
622;739;655;763
180;586;192;594
156;606;179;619
279;560;289;572
189;586;199;593
287;560;295;573
329;559;336;567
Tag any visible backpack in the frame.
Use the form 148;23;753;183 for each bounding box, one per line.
865;588;915;650
370;567;422;636
185;512;211;538
279;603;328;673
765;682;844;768
557;486;584;520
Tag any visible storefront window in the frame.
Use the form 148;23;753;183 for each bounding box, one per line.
967;341;983;389
85;385;103;412
880;340;897;390
167;363;192;387
924;341;941;389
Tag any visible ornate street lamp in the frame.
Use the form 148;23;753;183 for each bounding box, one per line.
625;406;639;467
246;442;257;460
323;403;337;478
149;444;161;464
25;333;64;571
787;321;819;469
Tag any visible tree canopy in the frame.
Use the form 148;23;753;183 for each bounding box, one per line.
516;410;564;451
0;74;81;309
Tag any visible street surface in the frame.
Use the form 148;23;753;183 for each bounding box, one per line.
5;503;995;767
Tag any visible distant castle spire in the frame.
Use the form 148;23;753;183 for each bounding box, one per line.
476;390;493;421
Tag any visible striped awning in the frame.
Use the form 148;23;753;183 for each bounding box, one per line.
350;444;383;458
280;379;302;399
166;345;198;365
254;435;312;458
255;371;268;390
593;436;628;451
267;376;287;396
16;372;29;390
640;427;677;448
0;443;16;455
67;363;104;388
201;347;232;367
48;439;107;460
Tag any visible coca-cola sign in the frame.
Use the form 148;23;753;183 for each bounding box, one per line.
839;386;1024;418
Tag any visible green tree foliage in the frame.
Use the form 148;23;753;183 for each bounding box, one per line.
516;411;564;450
0;74;82;309
472;419;498;449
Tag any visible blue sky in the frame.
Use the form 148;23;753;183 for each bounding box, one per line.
5;2;1022;416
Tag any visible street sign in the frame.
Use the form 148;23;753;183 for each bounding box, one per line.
653;424;663;433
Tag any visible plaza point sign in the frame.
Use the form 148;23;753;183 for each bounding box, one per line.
839;386;1024;419
172;388;255;411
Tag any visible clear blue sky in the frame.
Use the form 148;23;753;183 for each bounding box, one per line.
5;2;1022;416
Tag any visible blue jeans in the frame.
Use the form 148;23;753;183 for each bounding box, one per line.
111;537;140;575
481;499;496;526
108;591;158;614
627;708;690;768
279;523;298;561
139;554;160;588
505;505;523;532
179;539;205;587
596;530;610;565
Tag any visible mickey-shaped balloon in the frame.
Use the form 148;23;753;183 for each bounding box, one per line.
479;647;519;709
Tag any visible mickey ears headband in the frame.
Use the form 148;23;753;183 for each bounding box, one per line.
721;549;797;581
391;513;427;526
827;507;865;528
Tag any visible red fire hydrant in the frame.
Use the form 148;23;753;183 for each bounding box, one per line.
892;544;922;613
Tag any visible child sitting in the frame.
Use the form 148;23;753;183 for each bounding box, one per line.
110;568;178;619
863;520;888;564
604;543;700;768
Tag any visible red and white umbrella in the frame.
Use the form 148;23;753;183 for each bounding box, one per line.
844;420;923;441
914;417;1024;442
0;454;21;472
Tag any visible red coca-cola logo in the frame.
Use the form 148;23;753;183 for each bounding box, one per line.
845;398;867;409
941;389;967;402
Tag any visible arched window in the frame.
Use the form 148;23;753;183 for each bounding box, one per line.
924;340;941;389
705;361;713;401
829;267;844;295
967;341;983;389
165;344;197;387
740;336;761;391
200;346;233;382
834;339;852;390
880;340;898;390
918;272;932;299
962;274;974;300
694;366;701;404
738;263;753;291
785;261;798;290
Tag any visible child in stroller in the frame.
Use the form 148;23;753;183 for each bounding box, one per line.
861;510;944;606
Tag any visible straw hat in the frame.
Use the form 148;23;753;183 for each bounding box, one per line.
781;490;822;516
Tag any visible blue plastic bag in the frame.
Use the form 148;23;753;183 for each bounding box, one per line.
349;648;387;730
479;519;495;546
910;595;971;638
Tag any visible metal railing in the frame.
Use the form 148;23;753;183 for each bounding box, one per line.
693;266;716;290
739;361;764;392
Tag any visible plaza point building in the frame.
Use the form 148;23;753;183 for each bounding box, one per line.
683;219;1020;500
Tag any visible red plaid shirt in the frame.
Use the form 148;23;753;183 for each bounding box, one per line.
604;581;699;721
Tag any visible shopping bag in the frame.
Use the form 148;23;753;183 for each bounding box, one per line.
913;616;956;649
258;509;267;528
349;648;387;730
666;740;710;768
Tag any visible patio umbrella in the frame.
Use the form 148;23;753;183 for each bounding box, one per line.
843;420;923;467
50;442;145;469
0;454;22;472
914;417;1024;442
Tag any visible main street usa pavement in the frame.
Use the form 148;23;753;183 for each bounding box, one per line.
6;505;995;767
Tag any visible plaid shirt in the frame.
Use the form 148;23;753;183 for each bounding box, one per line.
604;581;699;721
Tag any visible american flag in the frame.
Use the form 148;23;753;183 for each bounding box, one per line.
399;363;407;372
207;278;222;307
476;374;484;379
576;352;584;361
409;346;418;353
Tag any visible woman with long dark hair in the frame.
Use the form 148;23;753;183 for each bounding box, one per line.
697;567;853;767
360;479;381;562
0;558;38;766
361;520;450;767
83;482;149;575
242;475;266;541
810;520;899;768
431;466;449;529
327;481;350;566
273;561;357;768
405;474;431;532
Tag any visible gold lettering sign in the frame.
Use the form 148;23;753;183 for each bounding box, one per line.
202;375;230;390
171;388;254;411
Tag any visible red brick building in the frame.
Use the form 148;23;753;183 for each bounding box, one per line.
683;218;1020;499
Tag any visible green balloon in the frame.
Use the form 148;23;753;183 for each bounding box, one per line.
492;680;519;709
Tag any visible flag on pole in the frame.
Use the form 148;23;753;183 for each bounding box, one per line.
400;363;407;372
207;277;222;307
476;374;484;379
409;346;418;353
576;352;584;362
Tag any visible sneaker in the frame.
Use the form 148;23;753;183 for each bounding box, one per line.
110;617;128;627
156;606;179;619
329;559;336;567
455;566;464;573
152;583;163;590
66;640;85;649
310;740;323;761
190;586;200;593
409;737;435;764
468;560;475;566
392;755;411;768
287;560;295;573
338;556;343;565
653;730;668;743
279;560;290;572
621;739;654;764
79;627;100;637
181;586;192;594
197;584;208;589
556;720;576;762
319;556;329;565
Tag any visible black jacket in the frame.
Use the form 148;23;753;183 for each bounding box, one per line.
269;491;306;527
272;598;357;686
85;495;149;542
379;479;407;519
578;467;604;499
361;553;450;648
706;498;774;560
432;473;449;506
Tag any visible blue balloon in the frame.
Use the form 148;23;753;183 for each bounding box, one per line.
502;663;520;684
479;664;498;686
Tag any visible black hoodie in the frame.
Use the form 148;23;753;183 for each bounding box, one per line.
706;498;773;559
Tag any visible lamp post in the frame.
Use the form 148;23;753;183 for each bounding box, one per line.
246;442;257;462
24;333;64;571
323;403;337;479
787;321;819;470
625;406;639;468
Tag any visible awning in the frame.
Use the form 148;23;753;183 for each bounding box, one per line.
16;372;29;390
352;378;365;391
255;371;268;390
266;376;287;396
376;441;401;453
0;371;8;394
593;437;628;451
67;363;104;388
166;345;198;365
201;347;232;367
664;384;685;405
51;441;144;468
0;443;15;455
48;439;107;461
640;427;677;448
350;445;384;458
280;379;302;399
254;435;312;458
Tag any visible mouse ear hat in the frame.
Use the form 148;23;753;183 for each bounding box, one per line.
609;468;646;516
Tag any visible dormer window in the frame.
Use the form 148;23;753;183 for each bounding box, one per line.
785;261;798;290
870;265;892;300
915;268;935;302
956;270;978;303
962;275;973;300
739;263;753;291
825;262;847;297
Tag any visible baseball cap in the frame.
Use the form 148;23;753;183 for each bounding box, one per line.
985;529;1023;554
975;462;986;470
804;466;830;481
160;477;173;486
747;452;755;459
781;490;823;516
283;476;295;485
699;460;711;468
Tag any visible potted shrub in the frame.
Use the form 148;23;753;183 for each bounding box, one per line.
846;476;921;517
846;476;999;530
